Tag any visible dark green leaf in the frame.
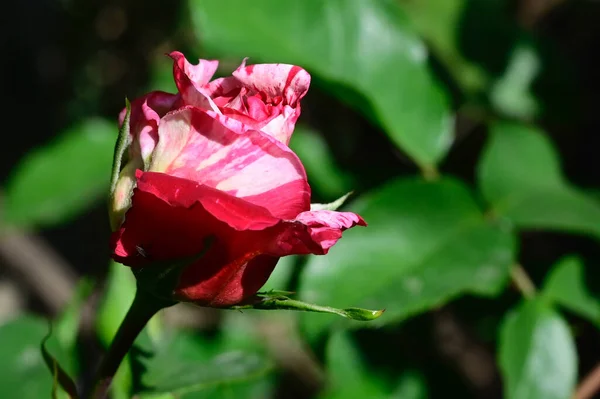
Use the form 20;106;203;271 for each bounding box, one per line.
4;118;116;228
41;326;79;399
542;256;600;328
320;331;427;399
478;122;600;238
400;0;487;92
137;328;274;399
289;126;353;199
0;316;72;399
298;178;515;337
490;43;541;120
499;299;577;399
190;0;453;167
96;262;137;399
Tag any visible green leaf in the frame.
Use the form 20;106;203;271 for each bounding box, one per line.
137;328;274;399
54;278;94;352
499;299;577;399
40;327;79;399
490;43;541;120
0;316;72;399
320;331;427;399
400;0;487;92
298;178;515;337
190;0;453;167
96;262;137;399
478;122;600;238
542;256;600;328
4;118;117;228
289;126;354;200
259;255;297;293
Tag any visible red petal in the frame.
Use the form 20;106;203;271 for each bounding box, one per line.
149;107;310;219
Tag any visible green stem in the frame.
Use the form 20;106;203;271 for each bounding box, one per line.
510;264;537;299
88;287;175;399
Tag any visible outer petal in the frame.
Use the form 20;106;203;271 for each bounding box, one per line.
149;107;310;219
169;51;220;112
232;63;311;107
110;172;283;306
291;210;367;253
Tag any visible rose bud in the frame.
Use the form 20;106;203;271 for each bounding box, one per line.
109;52;365;307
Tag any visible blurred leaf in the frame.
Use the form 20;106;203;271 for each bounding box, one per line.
0;316;72;399
390;372;428;399
137;329;274;399
320;330;427;399
490;43;541;120
542;256;600;328
190;0;453;167
400;0;487;92
320;330;388;399
290;126;353;199
54;278;94;353
260;255;297;293
40;328;79;399
96;262;136;399
4;118;116;228
298;178;515;337
478;122;600;238
499;299;577;399
311;192;353;212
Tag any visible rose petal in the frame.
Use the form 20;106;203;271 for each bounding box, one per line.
232;63;311;107
169;51;220;112
291;210;367;253
149;107;310;219
119;91;178;162
110;173;283;306
175;254;279;307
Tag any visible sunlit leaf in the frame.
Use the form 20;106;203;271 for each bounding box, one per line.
190;0;453;167
4;118;116;228
478;122;600;238
298;178;515;337
542;256;600;328
499;299;577;399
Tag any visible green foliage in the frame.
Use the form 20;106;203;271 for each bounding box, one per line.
478;122;600;238
4;118;116;228
5;0;600;398
189;0;453;168
499;299;577;399
298;178;515;337
542;256;600;328
136;322;274;398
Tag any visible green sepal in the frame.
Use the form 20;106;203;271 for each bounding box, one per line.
41;323;79;399
310;191;353;211
232;291;384;322
109;98;132;196
133;236;214;302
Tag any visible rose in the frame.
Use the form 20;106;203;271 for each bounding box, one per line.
109;52;365;307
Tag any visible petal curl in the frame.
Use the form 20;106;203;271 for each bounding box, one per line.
290;210;367;253
232;63;311;107
149;107;310;219
169;51;220;112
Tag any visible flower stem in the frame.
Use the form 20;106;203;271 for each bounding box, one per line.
88;287;175;399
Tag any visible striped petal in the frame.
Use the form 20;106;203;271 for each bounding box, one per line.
232;62;311;107
169;51;220;112
149;107;310;219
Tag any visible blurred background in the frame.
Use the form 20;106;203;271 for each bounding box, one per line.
1;0;600;398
